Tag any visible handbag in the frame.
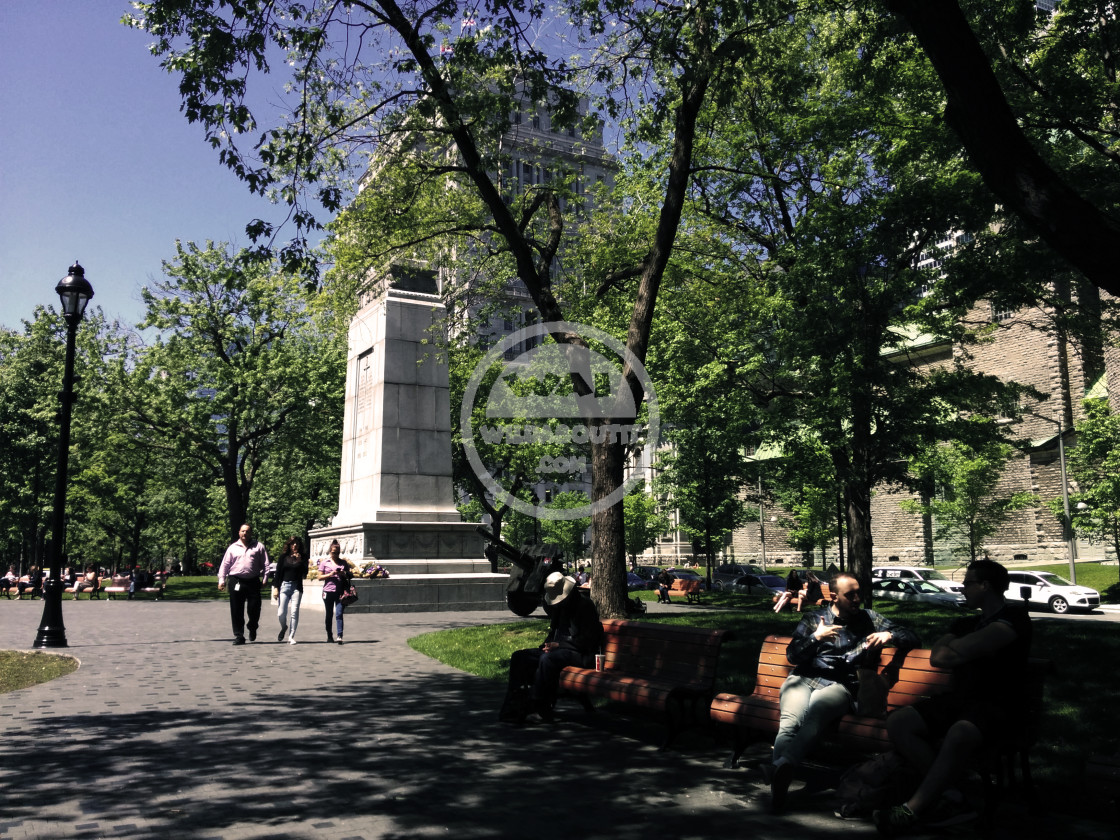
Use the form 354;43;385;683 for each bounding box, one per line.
855;667;890;718
339;585;358;607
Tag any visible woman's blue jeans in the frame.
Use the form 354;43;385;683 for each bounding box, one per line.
323;592;344;639
277;581;302;638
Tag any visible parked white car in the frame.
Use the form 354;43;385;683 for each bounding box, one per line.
871;566;964;595
871;578;966;609
1006;570;1100;614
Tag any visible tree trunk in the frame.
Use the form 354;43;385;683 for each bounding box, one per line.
846;482;874;594
589;431;628;618
222;458;247;540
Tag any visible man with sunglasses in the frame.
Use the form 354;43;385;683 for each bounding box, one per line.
873;558;1032;836
766;572;919;812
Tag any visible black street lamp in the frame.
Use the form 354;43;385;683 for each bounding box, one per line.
34;262;94;649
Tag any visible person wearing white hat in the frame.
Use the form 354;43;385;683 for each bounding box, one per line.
499;571;603;725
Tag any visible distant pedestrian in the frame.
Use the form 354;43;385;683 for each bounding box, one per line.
17;566;42;600
217;523;270;645
1;566;16;598
273;536;309;644
774;570;801;612
318;539;352;644
73;565;100;599
127;564;148;599
796;571;823;612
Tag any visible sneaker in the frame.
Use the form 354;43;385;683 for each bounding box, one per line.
337;637;344;645
278;628;287;642
770;762;795;813
923;796;978;828
760;762;777;785
232;636;246;646
872;804;918;837
248;629;257;642
834;803;864;821
288;637;297;645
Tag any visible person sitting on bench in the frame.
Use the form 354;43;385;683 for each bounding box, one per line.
873;559;1031;836
766;573;918;812
500;572;603;725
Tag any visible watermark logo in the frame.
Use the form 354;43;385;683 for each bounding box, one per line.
461;321;659;520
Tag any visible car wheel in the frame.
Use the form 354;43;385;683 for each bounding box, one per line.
715;580;725;591
1048;595;1070;615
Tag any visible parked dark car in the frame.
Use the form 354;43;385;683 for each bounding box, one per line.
871;578;965;609
626;572;648;591
725;573;787;597
634;565;664;581
712;562;764;589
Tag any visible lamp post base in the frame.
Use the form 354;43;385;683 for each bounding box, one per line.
33;579;68;648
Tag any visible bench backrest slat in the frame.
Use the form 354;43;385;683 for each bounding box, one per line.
600;620;730;686
757;634;957;701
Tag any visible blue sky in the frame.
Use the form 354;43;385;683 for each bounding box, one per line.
0;2;293;330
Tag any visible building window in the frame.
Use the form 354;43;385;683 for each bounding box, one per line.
991;302;1015;323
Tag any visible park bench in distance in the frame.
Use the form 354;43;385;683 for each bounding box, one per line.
668;578;702;604
103;573;166;600
710;633;1051;817
558;618;734;748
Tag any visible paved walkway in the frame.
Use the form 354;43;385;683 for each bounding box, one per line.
0;600;1107;840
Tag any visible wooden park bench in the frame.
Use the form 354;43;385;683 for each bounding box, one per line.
103;574;166;600
710;634;1051;809
558;618;734;748
669;577;702;604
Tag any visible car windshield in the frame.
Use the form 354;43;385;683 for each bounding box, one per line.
760;575;785;587
916;569;951;582
913;581;944;594
1034;572;1073;587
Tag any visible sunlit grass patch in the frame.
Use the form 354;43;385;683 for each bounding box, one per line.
0;650;78;693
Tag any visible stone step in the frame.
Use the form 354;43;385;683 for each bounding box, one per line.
361;559;493;576
300;574;509;613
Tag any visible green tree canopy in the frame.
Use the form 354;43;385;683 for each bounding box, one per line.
128;242;344;542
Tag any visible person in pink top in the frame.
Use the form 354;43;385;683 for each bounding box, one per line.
317;539;352;644
217;523;270;645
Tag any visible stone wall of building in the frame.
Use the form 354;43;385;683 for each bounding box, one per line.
729;293;1115;567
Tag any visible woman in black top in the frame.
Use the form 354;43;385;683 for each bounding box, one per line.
272;536;310;644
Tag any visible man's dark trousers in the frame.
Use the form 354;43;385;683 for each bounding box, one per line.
228;575;262;640
509;647;587;710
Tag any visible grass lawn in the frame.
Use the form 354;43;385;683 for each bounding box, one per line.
0;650;78;693
409;591;1120;819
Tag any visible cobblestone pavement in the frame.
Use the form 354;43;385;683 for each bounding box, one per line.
0;599;1108;839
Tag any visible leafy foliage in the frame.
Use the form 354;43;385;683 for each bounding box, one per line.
1065;398;1120;579
128;242;344;544
902;438;1037;562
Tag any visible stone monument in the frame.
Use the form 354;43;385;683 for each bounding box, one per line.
309;266;505;611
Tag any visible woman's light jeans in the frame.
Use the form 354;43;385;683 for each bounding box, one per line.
277;581;302;640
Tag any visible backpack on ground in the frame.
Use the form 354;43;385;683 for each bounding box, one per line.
834;751;921;819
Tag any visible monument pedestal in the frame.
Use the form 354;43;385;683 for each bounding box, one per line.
308;520;506;612
310;268;506;612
